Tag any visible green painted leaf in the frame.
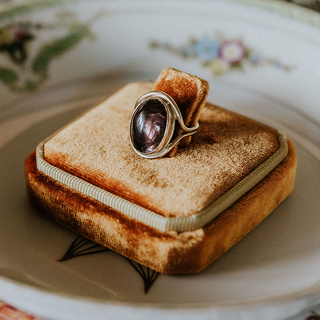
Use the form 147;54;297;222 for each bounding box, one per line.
23;80;38;91
0;1;72;21
32;24;90;77
0;67;18;85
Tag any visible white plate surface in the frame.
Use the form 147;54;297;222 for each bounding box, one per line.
0;1;319;319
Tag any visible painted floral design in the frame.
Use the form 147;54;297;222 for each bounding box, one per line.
0;12;99;91
125;258;160;293
282;0;320;12
57;235;110;261
0;301;43;319
150;34;294;76
58;236;160;294
0;22;33;64
305;312;320;320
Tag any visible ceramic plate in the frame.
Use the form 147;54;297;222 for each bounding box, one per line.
0;1;319;319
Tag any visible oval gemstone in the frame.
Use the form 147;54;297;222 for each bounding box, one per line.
132;98;167;154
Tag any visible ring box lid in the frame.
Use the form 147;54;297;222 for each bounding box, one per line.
38;82;287;232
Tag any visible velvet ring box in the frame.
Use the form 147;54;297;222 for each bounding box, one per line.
25;77;297;274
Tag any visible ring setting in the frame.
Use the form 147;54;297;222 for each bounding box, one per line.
129;91;199;159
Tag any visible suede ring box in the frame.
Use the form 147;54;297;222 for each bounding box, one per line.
25;69;297;274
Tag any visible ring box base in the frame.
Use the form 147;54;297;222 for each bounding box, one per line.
25;83;297;274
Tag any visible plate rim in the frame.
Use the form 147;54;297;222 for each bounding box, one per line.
0;273;320;310
0;0;319;28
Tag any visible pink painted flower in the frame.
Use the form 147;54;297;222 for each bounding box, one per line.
219;40;245;64
305;313;320;320
9;24;30;42
0;303;35;319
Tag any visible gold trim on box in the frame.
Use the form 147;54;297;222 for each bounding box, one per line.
36;132;288;232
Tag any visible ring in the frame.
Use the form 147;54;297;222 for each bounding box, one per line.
129;91;199;159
